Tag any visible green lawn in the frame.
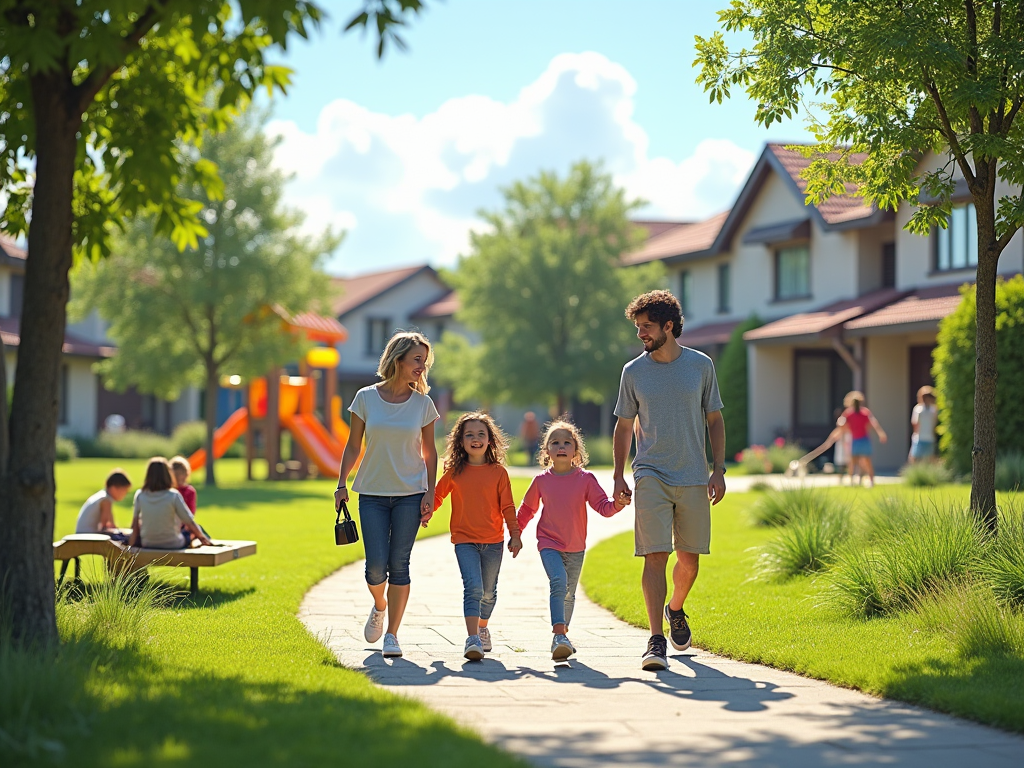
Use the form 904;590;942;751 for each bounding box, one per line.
582;484;1024;733
6;458;529;768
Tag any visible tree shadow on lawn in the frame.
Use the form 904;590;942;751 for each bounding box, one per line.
196;483;328;511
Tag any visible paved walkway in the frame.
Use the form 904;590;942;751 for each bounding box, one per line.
299;473;1022;767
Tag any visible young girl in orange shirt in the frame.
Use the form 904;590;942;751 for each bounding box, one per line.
434;412;523;661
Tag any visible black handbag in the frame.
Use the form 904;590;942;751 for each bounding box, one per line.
335;500;359;546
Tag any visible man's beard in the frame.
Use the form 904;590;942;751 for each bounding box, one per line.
644;333;668;352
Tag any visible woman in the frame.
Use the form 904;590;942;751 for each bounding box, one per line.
130;457;211;549
335;331;439;658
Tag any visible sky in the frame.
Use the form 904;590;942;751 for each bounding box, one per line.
267;0;816;276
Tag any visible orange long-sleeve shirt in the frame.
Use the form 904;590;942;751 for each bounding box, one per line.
434;463;520;545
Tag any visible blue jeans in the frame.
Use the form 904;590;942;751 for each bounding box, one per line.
540;548;586;627
359;493;424;587
454;543;504;619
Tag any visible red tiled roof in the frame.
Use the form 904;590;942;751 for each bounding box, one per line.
277;308;348;343
411;290;459;319
767;144;876;226
844;282;967;332
0;235;26;261
0;316;115;358
331;265;429;317
744;288;906;342
633;219;692;240
681;319;742;348
625;210;730;264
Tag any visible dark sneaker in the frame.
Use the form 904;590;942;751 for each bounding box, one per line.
664;604;692;651
641;634;668;671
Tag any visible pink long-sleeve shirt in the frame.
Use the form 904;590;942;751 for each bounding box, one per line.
516;468;621;552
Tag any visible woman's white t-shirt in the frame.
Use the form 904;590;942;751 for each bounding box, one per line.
912;404;938;442
349;385;440;496
76;489;112;533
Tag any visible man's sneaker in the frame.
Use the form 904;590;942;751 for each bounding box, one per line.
551;634;575;660
641;635;668;671
479;626;492;652
664;604;692;651
364;606;386;643
382;633;402;658
464;635;485;661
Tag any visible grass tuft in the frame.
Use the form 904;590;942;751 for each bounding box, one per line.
899;461;952;487
749;487;830;527
916;584;1024;659
978;499;1024;608
824;500;985;618
757;501;851;579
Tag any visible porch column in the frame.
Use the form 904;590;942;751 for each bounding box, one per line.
830;338;864;392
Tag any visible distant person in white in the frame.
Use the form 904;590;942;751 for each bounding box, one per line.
909;386;939;463
612;290;726;672
76;468;132;534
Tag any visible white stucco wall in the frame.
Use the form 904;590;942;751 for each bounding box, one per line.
747;343;792;448
59;358;98;439
863;335;910;470
0;268;10;316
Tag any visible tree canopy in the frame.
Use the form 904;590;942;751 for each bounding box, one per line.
695;0;1024;525
72;112;337;485
435;161;663;415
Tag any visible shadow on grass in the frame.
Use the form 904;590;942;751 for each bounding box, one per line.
171;586;257;610
195;482;329;510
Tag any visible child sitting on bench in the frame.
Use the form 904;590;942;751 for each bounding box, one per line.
130;457;211;549
75;469;132;539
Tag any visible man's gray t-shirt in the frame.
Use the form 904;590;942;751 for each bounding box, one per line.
614;346;724;487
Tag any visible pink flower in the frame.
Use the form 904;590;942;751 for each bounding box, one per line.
774;437;786;447
735;452;744;462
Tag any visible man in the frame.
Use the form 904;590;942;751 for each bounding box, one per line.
612;290;726;671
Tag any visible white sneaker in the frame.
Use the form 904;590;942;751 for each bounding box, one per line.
364;606;386;643
464;635;484;661
382;632;402;658
551;634;574;660
479;626;492;652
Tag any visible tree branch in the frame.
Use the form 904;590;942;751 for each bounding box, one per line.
73;2;169;113
996;222;1019;252
923;73;978;187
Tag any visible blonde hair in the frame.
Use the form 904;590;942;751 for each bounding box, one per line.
443;412;509;475
538;418;589;469
377;331;434;395
169;455;191;482
843;390;865;411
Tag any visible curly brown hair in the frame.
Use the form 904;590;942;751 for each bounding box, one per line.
625;289;683;338
443;412;509;475
537;418;590;469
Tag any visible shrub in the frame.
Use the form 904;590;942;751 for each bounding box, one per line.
749;479;772;492
76;429;174;459
916;585;1024;659
899;461;952;487
824;501;985;617
718;315;762;455
767;440;803;472
934;275;1024;475
737;438;803;474
757;502;851;578
749;487;831;527
995;451;1024;492
586;436;614;467
978;502;1024;608
55;435;78;462
738;444;773;474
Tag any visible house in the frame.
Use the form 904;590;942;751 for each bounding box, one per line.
626;144;1024;469
1;236;200;439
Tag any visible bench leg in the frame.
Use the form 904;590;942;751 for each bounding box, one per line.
190;567;199;596
74;557;80;582
57;559;70;588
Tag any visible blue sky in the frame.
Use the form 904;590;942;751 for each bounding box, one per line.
268;0;815;275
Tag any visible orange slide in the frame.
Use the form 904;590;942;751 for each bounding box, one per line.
282;412;346;477
187;408;249;472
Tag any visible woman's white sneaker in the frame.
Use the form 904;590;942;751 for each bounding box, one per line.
478;627;492;652
464;635;484;661
551;634;574;660
364;606;386;643
382;633;402;658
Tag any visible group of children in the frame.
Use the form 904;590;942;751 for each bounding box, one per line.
75;456;210;549
433;413;628;662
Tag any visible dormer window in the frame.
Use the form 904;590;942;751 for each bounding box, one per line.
775;244;811;300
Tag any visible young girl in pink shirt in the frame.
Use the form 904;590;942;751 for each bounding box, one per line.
516;420;628;660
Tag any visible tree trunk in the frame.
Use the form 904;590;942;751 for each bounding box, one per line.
555;391;566;418
0;74;78;646
204;363;219;487
970;199;999;531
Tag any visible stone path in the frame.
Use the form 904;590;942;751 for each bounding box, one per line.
299;472;1023;767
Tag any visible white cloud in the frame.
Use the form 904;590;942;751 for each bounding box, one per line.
269;52;755;274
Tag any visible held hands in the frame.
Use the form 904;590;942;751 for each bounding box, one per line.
420;493;434;528
708;468;726;506
614;492;631;511
613;476;632;507
507;535;523;558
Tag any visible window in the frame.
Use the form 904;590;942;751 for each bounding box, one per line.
677;271;692;316
717;263;731;314
935;202;978;272
775;244;811;300
365;318;392;356
882;242;896;288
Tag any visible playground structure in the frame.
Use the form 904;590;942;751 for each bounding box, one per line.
188;312;362;480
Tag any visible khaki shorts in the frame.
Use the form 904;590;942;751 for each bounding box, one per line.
633;476;711;556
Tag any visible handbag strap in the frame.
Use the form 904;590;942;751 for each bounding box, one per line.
336;500;353;525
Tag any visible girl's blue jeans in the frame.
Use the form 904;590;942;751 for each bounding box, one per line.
454;542;503;619
358;493;424;587
540;548;585;627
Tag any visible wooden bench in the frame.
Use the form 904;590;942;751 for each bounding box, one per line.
53;534;257;595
